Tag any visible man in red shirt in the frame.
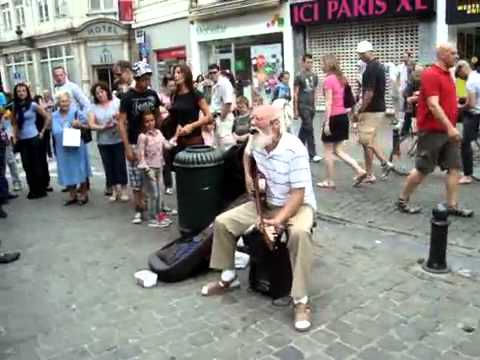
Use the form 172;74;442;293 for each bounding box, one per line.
397;43;473;217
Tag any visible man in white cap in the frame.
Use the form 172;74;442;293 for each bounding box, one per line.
118;61;163;225
201;104;317;332
353;41;394;183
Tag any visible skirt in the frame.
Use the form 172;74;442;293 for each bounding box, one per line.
321;113;349;143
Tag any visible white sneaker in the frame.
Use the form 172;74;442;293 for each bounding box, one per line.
165;187;174;195
311;155;322;163
132;212;143;224
148;219;171;228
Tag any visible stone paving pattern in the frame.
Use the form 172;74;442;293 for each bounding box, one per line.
1;118;480;359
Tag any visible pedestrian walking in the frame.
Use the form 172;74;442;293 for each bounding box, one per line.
169;64;212;151
0;109;22;191
272;71;292;102
113;60;135;100
209;64;235;150
455;61;480;185
118;61;163;225
52;91;92;206
137;111;174;228
353;41;394;183
88;82;128;202
317;54;367;189
11;83;51;199
396;43;473;217
294;54;322;163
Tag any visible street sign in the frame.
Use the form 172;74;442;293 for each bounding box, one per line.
135;30;145;44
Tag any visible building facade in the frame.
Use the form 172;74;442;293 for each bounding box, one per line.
189;0;295;104
0;0;132;94
133;0;191;91
290;0;438;109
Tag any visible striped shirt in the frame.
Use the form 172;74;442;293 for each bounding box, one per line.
252;133;316;211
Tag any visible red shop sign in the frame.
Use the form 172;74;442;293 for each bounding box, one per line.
290;0;435;26
156;47;187;60
119;0;134;22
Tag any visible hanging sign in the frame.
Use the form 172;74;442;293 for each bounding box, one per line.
447;1;480;24
290;0;435;26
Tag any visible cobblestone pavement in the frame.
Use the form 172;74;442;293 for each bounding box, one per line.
1;118;480;360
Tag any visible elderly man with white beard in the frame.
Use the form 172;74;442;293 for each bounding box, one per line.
201;104;317;332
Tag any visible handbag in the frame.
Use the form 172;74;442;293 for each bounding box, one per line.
62;127;81;147
344;82;356;109
74;111;92;144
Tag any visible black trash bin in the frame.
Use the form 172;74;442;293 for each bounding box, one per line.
174;145;224;235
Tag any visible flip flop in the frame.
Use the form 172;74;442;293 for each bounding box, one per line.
316;181;336;189
353;172;367;187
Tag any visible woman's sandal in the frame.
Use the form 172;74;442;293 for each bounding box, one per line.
201;277;240;296
316;181;336;189
64;198;78;206
353;172;368;187
447;206;474;218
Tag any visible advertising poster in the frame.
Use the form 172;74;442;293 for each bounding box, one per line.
251;44;283;103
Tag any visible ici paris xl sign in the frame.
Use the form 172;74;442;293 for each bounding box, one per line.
290;0;435;26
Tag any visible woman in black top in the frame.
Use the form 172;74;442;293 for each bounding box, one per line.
169;64;212;150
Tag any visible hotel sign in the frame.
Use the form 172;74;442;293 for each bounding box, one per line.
290;0;435;26
447;1;480;24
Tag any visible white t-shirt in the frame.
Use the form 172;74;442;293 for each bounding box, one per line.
466;71;480;114
211;75;234;113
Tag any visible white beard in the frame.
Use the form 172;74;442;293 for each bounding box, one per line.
251;130;274;151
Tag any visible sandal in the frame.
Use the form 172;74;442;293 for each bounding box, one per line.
353;172;367;187
459;176;473;185
201;277;240;296
294;303;312;332
396;198;421;214
316;181;336;189
363;175;377;184
447;205;474;218
64;198;78;206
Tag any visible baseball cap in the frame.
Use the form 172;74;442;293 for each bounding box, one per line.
357;41;373;53
132;61;153;78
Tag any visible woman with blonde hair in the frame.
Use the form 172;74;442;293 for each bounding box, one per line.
317;54;367;189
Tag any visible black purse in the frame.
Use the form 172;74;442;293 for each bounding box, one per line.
74;111;92;144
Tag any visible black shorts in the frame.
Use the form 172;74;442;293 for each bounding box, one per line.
415;132;461;175
321;113;349;143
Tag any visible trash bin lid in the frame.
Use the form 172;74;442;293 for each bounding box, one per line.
173;145;225;168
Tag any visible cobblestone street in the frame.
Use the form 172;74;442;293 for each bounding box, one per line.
1;119;480;360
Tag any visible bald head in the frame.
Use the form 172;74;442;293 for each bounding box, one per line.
436;43;458;69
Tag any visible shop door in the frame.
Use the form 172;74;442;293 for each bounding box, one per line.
214;44;234;73
308;18;419;111
95;66;114;90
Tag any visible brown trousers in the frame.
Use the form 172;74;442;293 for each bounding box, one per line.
209;201;314;299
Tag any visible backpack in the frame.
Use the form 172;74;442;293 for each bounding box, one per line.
343;82;356;109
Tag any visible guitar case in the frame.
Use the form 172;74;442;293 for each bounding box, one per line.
242;226;292;300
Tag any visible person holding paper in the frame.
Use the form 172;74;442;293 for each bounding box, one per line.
51;91;92;206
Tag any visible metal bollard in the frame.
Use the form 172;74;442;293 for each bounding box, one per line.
422;204;451;274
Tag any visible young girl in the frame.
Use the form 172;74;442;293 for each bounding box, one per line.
137;111;175;228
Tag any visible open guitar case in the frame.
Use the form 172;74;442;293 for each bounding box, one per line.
148;143;247;283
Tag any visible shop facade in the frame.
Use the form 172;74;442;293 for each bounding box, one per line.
446;1;480;61
135;18;191;91
190;3;294;103
0;18;131;95
290;0;437;109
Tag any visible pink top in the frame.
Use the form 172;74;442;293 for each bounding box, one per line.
137;129;172;169
323;74;347;116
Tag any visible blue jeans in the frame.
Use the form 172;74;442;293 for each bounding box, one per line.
143;168;163;220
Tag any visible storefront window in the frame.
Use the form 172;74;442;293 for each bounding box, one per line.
4;51;34;89
39;45;77;93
